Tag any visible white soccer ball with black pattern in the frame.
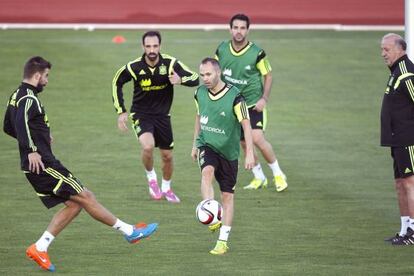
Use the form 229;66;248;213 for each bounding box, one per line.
196;199;223;225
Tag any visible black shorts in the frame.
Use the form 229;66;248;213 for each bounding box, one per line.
391;146;414;179
131;115;174;150
25;162;84;209
198;146;238;193
241;106;267;140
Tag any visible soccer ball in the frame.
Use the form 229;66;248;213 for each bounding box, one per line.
196;199;223;225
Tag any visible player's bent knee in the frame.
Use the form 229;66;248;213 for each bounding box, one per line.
83;190;96;200
65;200;83;211
221;192;234;202
161;154;173;163
253;135;267;146
202;166;214;176
72;189;97;205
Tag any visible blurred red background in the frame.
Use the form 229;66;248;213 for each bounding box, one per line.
0;0;403;25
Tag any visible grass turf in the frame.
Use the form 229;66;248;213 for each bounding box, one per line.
0;29;408;275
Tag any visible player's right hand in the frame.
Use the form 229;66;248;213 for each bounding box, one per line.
191;147;198;161
28;152;45;174
117;112;129;132
245;156;255;170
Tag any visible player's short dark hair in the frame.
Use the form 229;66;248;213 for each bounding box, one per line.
142;31;162;45
201;57;220;69
23;56;52;79
396;38;407;51
230;14;250;29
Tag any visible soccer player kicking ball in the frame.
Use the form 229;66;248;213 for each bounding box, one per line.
3;56;158;272
191;58;254;255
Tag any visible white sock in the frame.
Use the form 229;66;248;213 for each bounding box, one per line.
408;217;414;231
113;219;134;236
218;225;231;242
35;231;55;252
400;216;410;235
161;179;171;193
145;169;157;182
268;160;283;176
252;163;266;180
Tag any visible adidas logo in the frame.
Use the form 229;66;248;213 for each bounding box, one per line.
256;122;263;127
220;111;226;116
139;69;146;75
223;68;232;76
200;115;209;124
405;167;412;173
245;65;251;70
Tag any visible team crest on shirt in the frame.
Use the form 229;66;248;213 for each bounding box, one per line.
159;64;167;75
385;75;394;94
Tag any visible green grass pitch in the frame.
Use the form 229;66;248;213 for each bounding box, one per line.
0;29;409;275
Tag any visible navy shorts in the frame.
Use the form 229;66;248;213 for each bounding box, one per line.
25;161;84;209
391;146;414;179
198;146;238;193
131;115;174;150
241;106;267;140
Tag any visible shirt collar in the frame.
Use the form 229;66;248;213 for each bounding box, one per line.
21;82;40;94
389;54;408;72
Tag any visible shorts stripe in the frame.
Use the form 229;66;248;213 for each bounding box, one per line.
53;179;64;194
197;148;201;169
45;168;83;194
409;146;414;171
263;107;268;131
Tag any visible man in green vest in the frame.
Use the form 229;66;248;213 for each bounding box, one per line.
215;14;288;192
191;57;254;255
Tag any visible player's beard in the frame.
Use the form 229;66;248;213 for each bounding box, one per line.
146;53;158;62
36;83;46;93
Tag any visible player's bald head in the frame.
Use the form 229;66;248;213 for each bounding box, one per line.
200;57;221;71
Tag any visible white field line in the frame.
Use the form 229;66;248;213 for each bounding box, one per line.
0;23;404;31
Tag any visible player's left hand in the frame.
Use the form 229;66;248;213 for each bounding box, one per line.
253;98;266;112
28;152;45;174
169;71;181;85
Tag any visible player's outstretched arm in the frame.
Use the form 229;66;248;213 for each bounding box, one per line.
240;119;254;170
173;61;199;87
254;72;272;112
112;65;132;115
168;70;181;85
191;115;201;161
